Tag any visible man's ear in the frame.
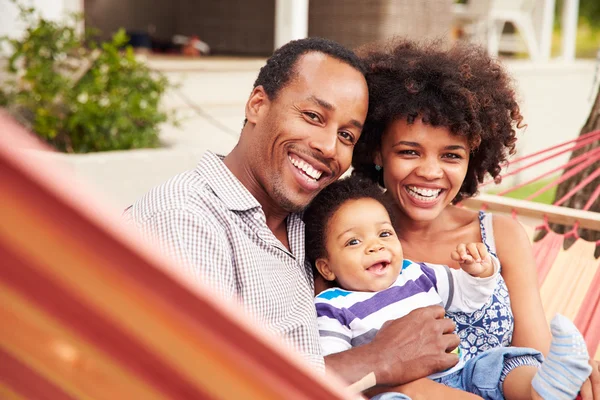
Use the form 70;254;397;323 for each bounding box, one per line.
315;258;336;282
245;85;269;125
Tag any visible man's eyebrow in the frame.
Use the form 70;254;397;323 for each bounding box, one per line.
308;95;334;111
350;119;363;129
307;96;363;129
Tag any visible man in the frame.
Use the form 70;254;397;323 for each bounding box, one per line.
126;37;459;392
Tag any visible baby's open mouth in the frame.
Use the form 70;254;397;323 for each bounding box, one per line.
367;262;389;275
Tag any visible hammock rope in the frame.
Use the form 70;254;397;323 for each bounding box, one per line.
477;129;599;243
481;130;600;188
496;147;600;197
473;130;600;359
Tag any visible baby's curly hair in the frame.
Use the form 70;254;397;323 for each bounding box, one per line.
304;176;397;266
352;39;524;202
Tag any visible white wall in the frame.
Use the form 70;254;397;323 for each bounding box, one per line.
0;0;82;53
0;0;82;35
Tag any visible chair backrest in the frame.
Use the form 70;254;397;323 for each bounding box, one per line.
491;0;536;13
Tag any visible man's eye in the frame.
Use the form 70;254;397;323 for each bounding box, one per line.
338;131;355;144
304;112;320;122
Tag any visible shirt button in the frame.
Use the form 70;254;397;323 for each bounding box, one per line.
253;212;262;221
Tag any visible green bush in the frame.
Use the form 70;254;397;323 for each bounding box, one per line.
0;1;173;153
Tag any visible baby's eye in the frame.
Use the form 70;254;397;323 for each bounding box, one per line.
346;238;360;246
380;230;394;238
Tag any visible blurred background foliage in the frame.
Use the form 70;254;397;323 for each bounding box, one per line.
0;0;174;153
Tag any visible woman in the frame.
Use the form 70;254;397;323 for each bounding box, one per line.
350;39;599;398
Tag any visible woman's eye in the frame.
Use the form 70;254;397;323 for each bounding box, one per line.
398;149;418;156
346;238;360;246
443;153;462;160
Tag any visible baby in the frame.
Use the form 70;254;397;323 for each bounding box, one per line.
304;176;592;400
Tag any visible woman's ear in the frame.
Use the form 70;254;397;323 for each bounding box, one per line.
245;85;268;125
374;151;383;168
315;258;336;282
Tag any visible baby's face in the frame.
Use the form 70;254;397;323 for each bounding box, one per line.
317;198;404;292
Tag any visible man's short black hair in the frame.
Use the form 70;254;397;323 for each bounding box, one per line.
253;37;366;99
304;175;396;266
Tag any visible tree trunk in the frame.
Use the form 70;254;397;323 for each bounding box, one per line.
548;84;600;245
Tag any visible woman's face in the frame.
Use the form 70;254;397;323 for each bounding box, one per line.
377;118;470;222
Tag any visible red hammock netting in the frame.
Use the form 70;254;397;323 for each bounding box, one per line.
474;129;600;360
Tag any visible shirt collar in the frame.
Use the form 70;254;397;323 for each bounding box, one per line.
196;151;261;212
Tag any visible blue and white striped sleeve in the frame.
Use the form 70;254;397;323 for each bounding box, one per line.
314;296;353;356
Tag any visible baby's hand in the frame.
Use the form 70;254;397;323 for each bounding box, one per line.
451;243;494;278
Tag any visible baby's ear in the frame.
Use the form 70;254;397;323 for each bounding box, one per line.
315;258;336;281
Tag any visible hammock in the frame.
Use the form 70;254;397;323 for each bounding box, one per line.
463;129;600;361
1;109;597;398
0;113;354;399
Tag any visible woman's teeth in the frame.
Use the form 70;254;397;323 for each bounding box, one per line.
407;186;442;202
289;155;322;181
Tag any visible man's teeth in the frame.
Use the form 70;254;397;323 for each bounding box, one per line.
289;156;323;180
407;186;442;200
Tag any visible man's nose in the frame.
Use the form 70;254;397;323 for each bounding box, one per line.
309;128;337;159
415;157;443;180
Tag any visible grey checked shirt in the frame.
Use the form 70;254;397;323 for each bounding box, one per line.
125;151;324;370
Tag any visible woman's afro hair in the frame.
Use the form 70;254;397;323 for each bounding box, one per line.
352;39;524;202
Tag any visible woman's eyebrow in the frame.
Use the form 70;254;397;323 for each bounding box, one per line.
444;145;467;151
392;141;420;148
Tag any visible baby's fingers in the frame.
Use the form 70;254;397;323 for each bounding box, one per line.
451;250;462;262
466;243;483;262
476;243;490;263
455;244;474;263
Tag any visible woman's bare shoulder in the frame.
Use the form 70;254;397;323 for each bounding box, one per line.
446;205;480;228
489;213;533;257
490;213;528;236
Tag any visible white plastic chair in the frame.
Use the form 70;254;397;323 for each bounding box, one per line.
452;0;541;60
487;0;540;60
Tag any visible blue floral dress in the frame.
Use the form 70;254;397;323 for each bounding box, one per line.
446;211;514;361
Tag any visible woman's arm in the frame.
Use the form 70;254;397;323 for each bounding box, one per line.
493;214;551;354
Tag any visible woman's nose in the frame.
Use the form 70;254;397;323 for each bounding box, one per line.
415;158;443;180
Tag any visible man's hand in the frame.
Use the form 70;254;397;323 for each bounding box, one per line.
372;305;460;385
325;305;460;386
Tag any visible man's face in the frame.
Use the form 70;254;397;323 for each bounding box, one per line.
246;52;369;213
